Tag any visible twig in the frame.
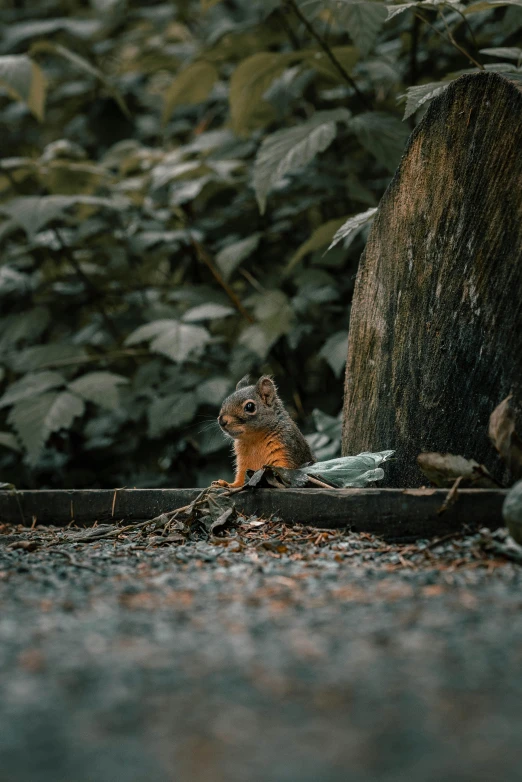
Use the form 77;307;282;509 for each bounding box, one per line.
277;6;301;50
50;548;98;572
451;6;482;57
190;238;254;323
437;475;462;515
284;0;372;110
111;487;126;518
45;487;232;548
239;268;265;293
143;486;214;528
307;475;337;489
424;531;465;551
415;10;484;71
439;10;484;70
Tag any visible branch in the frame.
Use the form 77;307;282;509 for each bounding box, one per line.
415;10;484;72
410;14;421;87
278;6;301;50
284;0;372;110
439;10;484;70
190;237;254;324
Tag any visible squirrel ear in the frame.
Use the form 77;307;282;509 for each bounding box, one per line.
255;375;277;405
236;375;251;390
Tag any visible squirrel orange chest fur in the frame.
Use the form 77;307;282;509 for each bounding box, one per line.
234;430;292;477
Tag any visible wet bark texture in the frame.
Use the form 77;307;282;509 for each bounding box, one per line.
342;73;522;486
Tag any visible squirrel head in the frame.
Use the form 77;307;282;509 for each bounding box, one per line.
218;375;282;439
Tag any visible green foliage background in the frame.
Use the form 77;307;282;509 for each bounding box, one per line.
0;0;520;488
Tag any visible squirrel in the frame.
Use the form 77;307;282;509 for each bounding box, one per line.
213;375;314;488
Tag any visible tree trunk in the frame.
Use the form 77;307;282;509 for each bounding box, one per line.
342;73;522;487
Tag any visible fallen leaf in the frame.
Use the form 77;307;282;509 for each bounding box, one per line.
245;468;266;487
244;466;308;489
209;506;236;534
417;452;498;488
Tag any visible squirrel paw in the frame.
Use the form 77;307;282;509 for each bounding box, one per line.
211;479;232;488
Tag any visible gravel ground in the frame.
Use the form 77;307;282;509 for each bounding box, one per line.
1;517;522;782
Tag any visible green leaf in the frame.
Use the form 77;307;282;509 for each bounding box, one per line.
307;408;342;459
287;217;349;274
125;320;210;363
304;46;359;83
386;1;458;20
386;2;421;19
349;112;409;171
229;52;298;136
238;323;279;359
196;377;231;406
162;61;219;124
8;390;85;464
4;18;103;50
326;207;378;252
401;81;450;120
182;303;235;322
338;2;388;56
0;432;22;452
0;55;46;120
0;371;66;409
147;393;197;438
197;426;228;455
0;195;129;240
68;372;129;411
170;176;214;206
215;234;262;280
464;0;522;14
319;330;349;377
312;408;342;440
30;41;129;118
8;344;88;373
0;307;50;352
483;62;522;73
253;109;351;214
239;291;294;358
479;47;522;61
125;320;176;343
246;289;292;321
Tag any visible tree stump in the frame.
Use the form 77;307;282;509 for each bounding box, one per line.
342;73;522;486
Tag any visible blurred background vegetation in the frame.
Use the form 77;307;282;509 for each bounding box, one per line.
0;0;520;488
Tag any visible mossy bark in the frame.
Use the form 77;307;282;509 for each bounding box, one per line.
342;73;522;486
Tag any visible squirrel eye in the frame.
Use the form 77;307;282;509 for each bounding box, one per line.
244;401;256;413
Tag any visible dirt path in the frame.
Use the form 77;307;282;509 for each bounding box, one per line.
1;521;522;782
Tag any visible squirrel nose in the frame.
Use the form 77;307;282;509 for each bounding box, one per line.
218;414;229;429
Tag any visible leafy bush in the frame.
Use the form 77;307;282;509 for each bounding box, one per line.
0;0;520;488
